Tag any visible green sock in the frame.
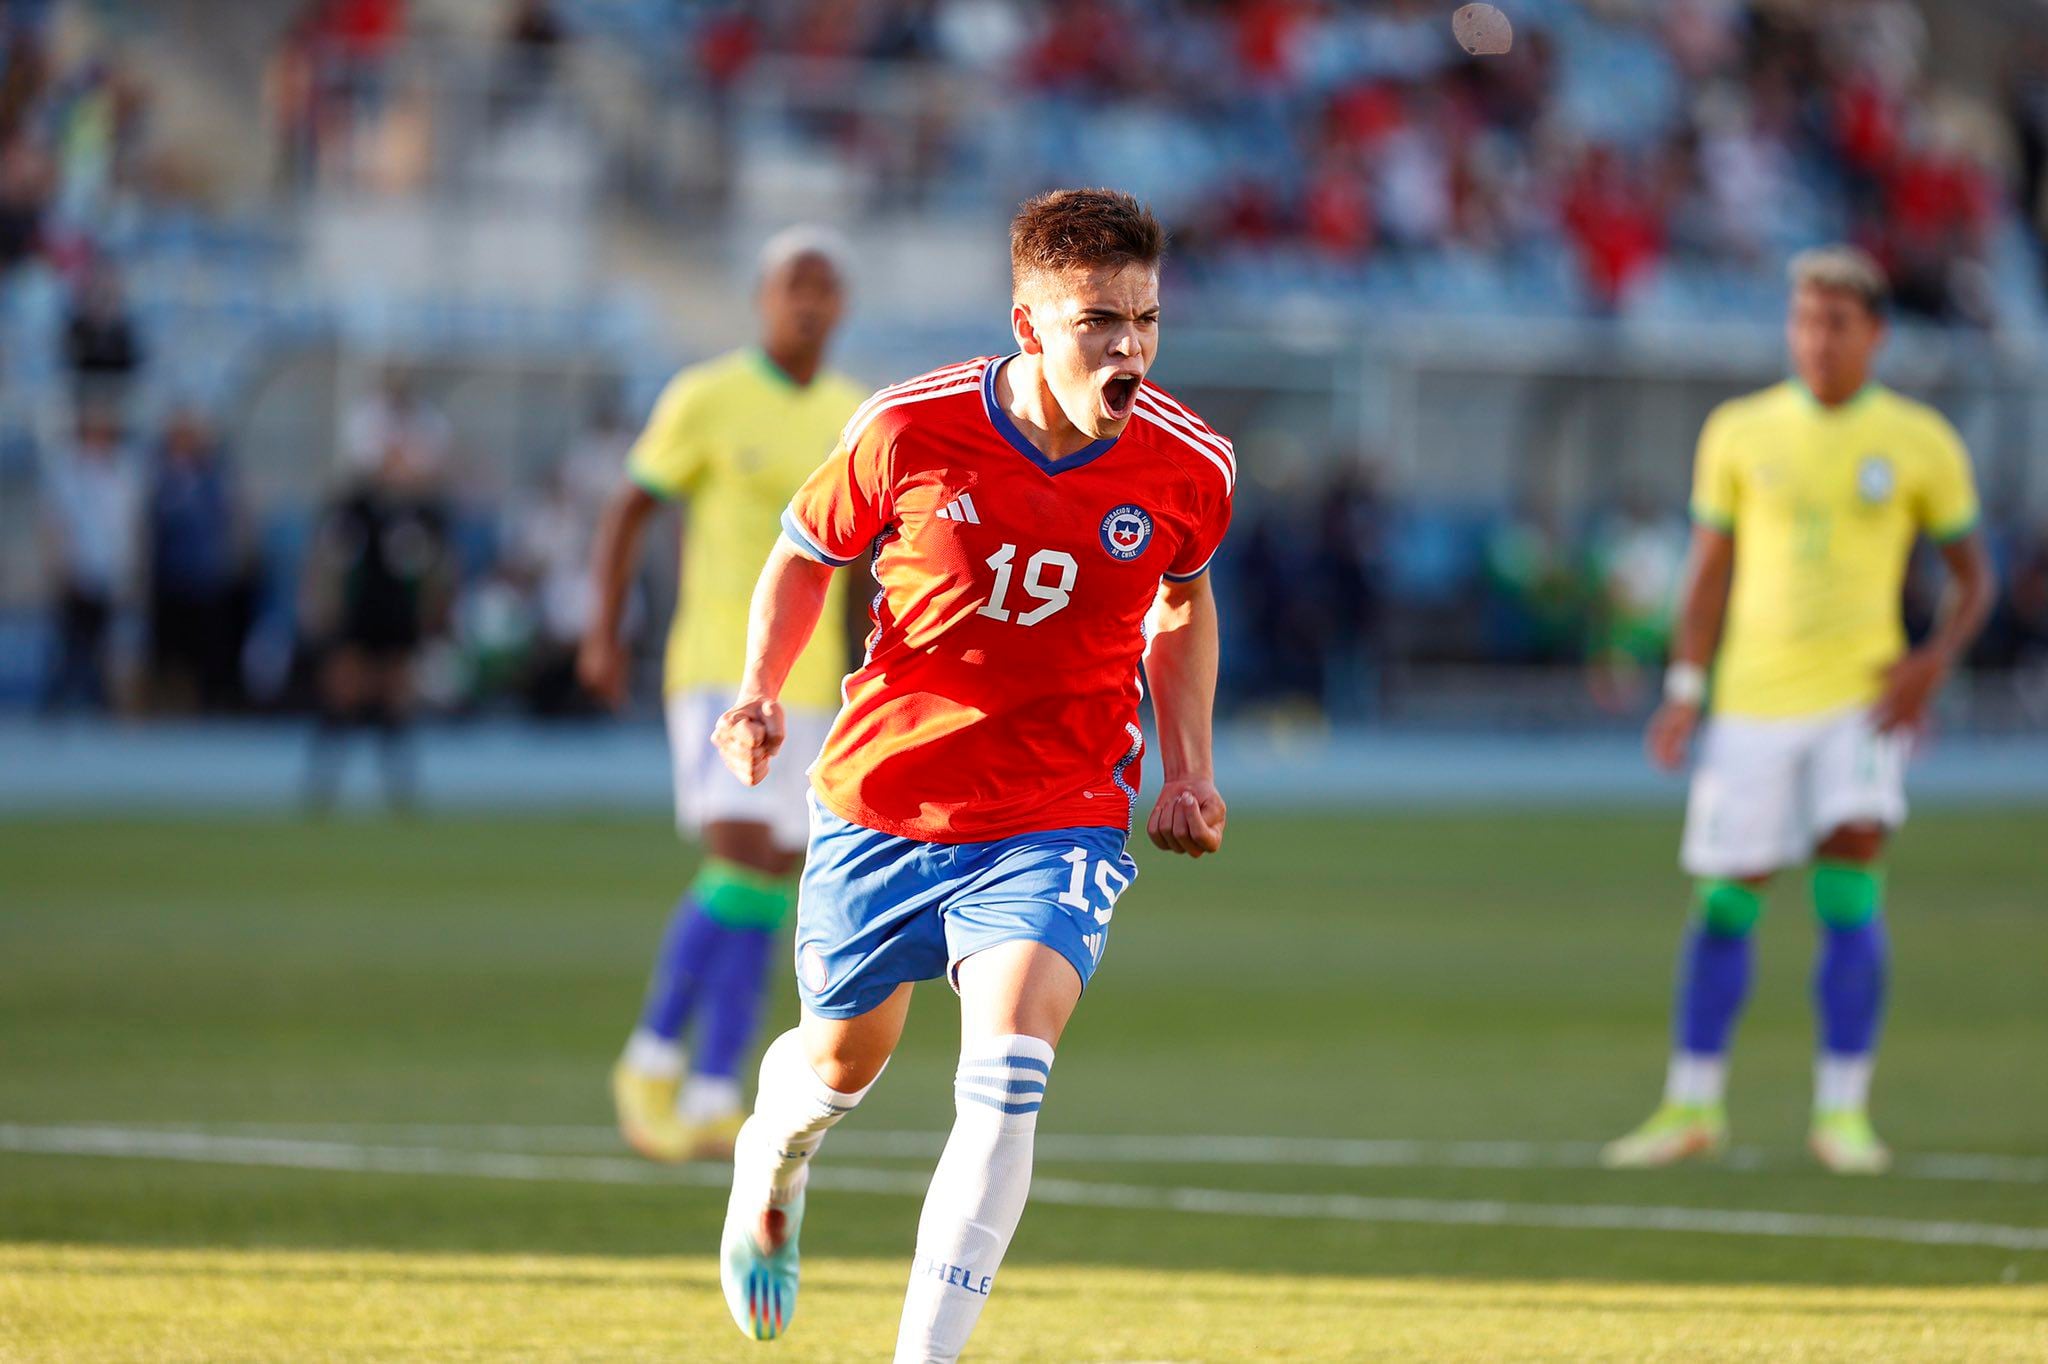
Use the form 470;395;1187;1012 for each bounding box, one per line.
695;858;795;931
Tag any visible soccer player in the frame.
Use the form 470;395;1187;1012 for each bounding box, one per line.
580;229;865;1162
710;189;1232;1360
1605;247;1995;1175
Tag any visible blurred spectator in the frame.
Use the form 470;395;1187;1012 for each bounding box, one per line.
312;0;408;85
147;408;243;713
508;467;592;715
1999;523;2048;669
301;433;454;810
1307;463;1389;720
64;260;142;409
43;55;148;223
344;370;449;476
0;134;47;278
1233;502;1328;715
495;0;568;120
1560;145;1665;313
504;0;566;82
1585;494;1687;713
270;0;409;189
1484;501;1588;665
38;407;140;713
2011;40;2048;260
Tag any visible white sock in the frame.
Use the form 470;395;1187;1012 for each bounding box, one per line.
893;1034;1054;1364
623;1027;684;1080
1814;1052;1874;1114
731;1029;876;1211
1664;1051;1727;1107
678;1074;743;1124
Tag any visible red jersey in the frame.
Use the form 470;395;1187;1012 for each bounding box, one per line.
781;354;1234;843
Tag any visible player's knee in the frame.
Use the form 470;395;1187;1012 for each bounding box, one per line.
799;1031;892;1095
702;821;792;877
1694;878;1764;938
695;857;794;931
1815;822;1886;864
1812;860;1884;928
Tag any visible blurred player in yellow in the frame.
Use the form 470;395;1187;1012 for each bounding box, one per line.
1607;247;1996;1174
580;229;864;1161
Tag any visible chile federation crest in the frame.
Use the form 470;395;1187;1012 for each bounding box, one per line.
1099;504;1154;561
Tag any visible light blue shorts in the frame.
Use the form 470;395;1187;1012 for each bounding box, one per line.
793;794;1137;1019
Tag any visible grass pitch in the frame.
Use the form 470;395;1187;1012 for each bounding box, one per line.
2;810;2044;1360
4;1244;2044;1363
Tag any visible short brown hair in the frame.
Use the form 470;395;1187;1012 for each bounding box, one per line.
1010;188;1165;293
1790;245;1889;317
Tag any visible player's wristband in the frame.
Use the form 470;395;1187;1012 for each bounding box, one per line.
1663;662;1707;706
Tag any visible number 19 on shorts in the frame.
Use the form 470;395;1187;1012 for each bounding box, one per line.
1059;845;1128;966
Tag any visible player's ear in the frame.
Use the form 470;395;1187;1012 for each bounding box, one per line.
1012;301;1041;356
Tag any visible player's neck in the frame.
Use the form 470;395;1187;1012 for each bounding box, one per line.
996;353;1094;462
1797;374;1872;410
758;343;822;388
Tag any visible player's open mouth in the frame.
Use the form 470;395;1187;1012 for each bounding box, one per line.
1102;373;1141;421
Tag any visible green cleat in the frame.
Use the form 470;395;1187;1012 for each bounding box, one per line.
1809;1108;1891;1175
1600;1102;1728;1169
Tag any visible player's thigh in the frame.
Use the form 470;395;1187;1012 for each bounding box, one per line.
1681;716;1809;879
792;795;953;1021
955;940;1084;1047
942;827;1136;1020
1809;708;1907;846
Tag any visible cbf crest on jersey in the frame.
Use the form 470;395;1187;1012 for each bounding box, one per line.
1099;504;1153;560
1856;454;1895;505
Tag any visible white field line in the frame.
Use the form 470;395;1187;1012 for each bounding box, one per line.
87;1121;2048;1187
3;1123;2046;1254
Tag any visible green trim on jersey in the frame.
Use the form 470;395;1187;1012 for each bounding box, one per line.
1789;378;1881;414
1931;514;1980;545
630;470;680;503
748;347;809;392
1689;506;1734;534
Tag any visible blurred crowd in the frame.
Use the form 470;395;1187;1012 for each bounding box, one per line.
1222;460;2048;724
0;2;149;286
677;0;2048;326
12;0;2048;728
30;368;633;724
31;383;2048;727
267;0;571;193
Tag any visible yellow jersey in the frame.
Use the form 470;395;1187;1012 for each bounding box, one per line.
628;348;865;709
1690;381;1979;719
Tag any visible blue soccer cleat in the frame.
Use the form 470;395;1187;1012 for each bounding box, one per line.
720;1184;804;1341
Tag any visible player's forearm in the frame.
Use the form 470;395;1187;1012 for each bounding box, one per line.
1670;528;1734;669
1146;577;1219;781
586;484;659;642
1924;533;1997;665
736;539;836;703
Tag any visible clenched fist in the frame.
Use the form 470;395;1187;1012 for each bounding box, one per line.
712;697;787;786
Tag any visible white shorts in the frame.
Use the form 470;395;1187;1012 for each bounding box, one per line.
1681;705;1908;879
666;689;835;853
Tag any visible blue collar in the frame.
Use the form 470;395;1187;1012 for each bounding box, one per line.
982;354;1120;476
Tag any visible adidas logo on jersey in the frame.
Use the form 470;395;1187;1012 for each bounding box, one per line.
935;493;982;525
